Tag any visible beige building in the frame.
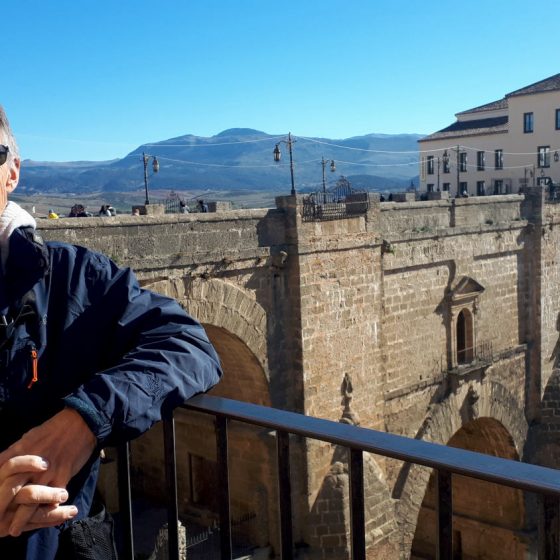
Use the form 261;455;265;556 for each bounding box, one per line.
419;73;560;196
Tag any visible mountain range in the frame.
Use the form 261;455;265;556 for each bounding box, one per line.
18;129;423;194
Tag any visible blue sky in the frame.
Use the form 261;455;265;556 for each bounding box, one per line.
4;0;560;161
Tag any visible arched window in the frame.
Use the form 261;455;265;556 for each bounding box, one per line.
457;309;474;364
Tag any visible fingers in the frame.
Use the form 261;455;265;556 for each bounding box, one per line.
8;504;79;536
8;504;38;536
13;485;68;506
0;456;50;519
0;473;30;519
0;455;48;479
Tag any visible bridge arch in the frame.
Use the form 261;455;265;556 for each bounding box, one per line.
143;277;269;381
136;278;276;550
394;380;529;557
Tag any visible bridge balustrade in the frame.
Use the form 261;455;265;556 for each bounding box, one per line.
116;394;560;560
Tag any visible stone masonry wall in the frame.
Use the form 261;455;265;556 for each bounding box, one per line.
35;191;560;559
379;195;523;237
381;225;526;410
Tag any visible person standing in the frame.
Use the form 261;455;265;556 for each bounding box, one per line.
0;106;222;559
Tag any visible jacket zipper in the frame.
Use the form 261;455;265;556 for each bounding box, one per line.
27;346;39;389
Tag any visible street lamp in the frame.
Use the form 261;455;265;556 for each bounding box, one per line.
273;133;296;196
321;156;336;195
142;152;160;205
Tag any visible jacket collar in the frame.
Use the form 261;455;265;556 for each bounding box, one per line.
5;227;50;300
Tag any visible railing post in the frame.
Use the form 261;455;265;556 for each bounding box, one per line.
163;411;180;560
216;416;232;559
539;494;560;560
436;469;453;560
349;449;366;560
117;442;135;560
276;430;293;559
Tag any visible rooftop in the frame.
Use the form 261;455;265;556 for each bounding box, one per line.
506;73;560;97
457;98;508;116
419;116;508;142
421;73;560;143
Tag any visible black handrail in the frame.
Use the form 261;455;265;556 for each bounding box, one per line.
119;394;560;560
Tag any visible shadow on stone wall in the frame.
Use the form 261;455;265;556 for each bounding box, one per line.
304;446;398;560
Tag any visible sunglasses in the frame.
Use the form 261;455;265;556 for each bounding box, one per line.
0;145;8;166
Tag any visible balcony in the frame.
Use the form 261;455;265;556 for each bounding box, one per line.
114;395;560;560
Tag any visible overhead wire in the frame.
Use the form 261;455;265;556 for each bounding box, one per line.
118;132;560;171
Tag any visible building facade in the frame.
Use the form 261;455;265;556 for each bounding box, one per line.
419;74;560;197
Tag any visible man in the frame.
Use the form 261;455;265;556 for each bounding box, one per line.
0;106;222;558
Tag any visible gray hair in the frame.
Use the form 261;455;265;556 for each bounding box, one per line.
0;105;20;160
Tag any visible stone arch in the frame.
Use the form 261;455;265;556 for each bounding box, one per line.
143;277;269;380
204;325;271;406
135;278;277;551
394;380;529;557
412;418;527;559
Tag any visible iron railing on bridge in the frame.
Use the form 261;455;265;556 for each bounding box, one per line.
117;394;560;560
302;185;369;222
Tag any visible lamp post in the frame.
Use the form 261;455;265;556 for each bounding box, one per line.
321;156;336;195
273;133;296;196
142;152;160;205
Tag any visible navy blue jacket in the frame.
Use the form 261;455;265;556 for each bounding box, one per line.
0;227;222;558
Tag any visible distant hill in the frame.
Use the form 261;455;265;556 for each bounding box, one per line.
18;129;423;194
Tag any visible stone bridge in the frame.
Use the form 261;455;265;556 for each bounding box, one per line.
37;190;560;559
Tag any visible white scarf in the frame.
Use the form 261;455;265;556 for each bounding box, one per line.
0;201;36;269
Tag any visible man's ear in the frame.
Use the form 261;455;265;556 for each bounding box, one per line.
6;158;20;194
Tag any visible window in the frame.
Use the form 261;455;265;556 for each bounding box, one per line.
443;155;450;174
538;146;550;168
476;181;486;196
556;109;560;130
524;112;534;133
427;155;434;175
459;152;467;172
442;183;450;191
494;179;504;194
460;182;468;196
457;309;474;365
427;183;434;192
494;149;503;170
476;151;485;171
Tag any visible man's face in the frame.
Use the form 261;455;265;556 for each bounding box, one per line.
0;144;19;214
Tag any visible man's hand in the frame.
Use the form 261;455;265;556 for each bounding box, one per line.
0;455;78;536
0;408;97;535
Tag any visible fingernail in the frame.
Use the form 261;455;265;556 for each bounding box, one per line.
9;526;21;537
40;458;49;469
59;491;69;502
68;506;78;517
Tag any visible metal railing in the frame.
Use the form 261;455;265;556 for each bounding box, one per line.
438;341;493;374
455;340;493;369
117;394;560;560
302;188;369;222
